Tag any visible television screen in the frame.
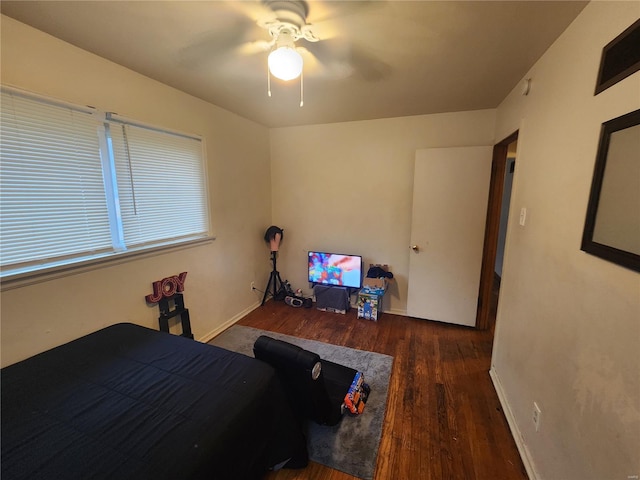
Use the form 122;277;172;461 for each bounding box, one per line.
308;251;363;289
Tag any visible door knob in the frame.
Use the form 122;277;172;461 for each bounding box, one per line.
411;245;420;252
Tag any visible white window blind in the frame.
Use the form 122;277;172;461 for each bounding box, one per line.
0;88;210;280
109;123;209;248
0;91;113;271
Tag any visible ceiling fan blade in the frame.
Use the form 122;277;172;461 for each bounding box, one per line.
304;37;390;81
300;20;340;42
302;39;351;78
349;44;391;82
306;0;385;24
299;1;386;43
178;17;254;69
225;0;276;23
237;39;274;56
297;45;327;75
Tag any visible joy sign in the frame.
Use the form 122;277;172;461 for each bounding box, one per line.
145;272;188;303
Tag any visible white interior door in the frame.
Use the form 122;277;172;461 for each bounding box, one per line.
407;146;492;326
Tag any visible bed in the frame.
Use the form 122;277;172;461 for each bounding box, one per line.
1;323;306;480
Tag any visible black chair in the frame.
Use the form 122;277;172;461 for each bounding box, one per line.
253;335;358;426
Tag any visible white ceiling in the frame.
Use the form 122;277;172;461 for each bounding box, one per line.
1;1;588;128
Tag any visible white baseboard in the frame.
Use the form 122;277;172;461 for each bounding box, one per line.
198;301;261;344
384;308;407;316
489;366;538;480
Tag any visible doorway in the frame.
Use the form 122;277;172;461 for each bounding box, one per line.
476;131;519;330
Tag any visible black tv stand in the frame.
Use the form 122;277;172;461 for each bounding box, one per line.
313;284;350;313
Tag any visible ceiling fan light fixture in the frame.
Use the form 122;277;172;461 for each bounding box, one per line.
268;46;303;81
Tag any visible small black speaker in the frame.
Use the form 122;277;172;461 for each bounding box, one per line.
314;285;350;314
284;295;313;308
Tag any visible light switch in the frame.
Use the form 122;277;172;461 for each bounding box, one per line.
519;207;527;226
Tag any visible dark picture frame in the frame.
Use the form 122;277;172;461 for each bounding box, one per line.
581;109;640;272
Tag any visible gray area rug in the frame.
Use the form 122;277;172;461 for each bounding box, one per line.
209;325;393;480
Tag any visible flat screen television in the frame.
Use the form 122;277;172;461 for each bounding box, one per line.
308;251;363;289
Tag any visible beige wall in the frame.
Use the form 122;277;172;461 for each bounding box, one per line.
491;2;640;479
0;16;272;366
269;110;496;314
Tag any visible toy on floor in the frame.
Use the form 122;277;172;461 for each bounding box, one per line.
343;372;371;415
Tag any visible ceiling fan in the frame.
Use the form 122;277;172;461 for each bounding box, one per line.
181;0;389;105
256;0;320;81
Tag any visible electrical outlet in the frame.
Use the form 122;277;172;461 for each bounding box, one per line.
533;402;542;431
250;281;256;292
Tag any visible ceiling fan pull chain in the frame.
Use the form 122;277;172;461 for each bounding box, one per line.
300;69;304;107
267;64;272;97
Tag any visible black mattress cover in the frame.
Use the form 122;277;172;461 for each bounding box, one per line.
1;323;304;480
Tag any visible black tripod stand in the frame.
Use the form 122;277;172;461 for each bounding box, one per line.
261;251;284;305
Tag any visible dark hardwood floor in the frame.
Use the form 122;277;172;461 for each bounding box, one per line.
238;290;527;480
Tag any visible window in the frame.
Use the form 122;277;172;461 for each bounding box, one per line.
0;88;210;281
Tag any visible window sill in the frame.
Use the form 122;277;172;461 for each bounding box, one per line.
1;236;215;292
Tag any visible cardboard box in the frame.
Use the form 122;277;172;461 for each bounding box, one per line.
359;264;391;320
363;264;390;291
363;277;387;290
357;291;383;321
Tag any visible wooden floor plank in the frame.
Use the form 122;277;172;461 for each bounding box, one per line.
237;300;528;480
